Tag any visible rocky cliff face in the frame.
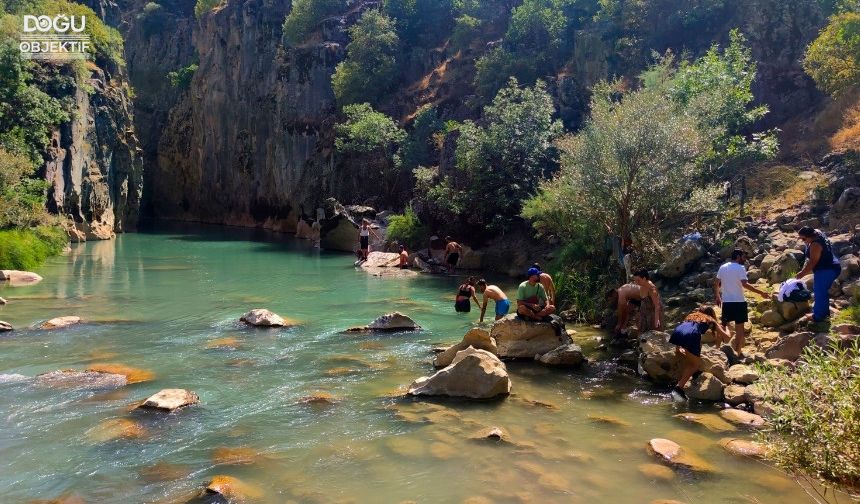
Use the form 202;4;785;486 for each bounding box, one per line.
43;64;143;240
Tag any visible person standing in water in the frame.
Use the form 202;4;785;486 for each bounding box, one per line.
444;237;463;274
796;226;841;324
311;220;321;249
668;306;731;400
516;267;556;320
357;220;380;262
396;245;409;269
475;279;510;322
607;269;662;336
531;263;556;306
455;276;479;313
714;249;768;356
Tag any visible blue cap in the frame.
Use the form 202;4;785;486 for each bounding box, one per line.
527;267;541;277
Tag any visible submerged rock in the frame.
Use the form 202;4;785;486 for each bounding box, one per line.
433;327;496;368
673;412;736;433
138;388;199;411
86;363;154;384
86;417;147;442
638;463;675;482
205;475;264;501
719;408;766;428
0;321;12;332
212;446;261;465
720;438;768;459
240;308;289;327
40;316;81;330
490;314;569;359
646;438;714;473
0;270;43;286
471;426;511;443
346;312;421;332
35;370;127;389
408;347;511;399
535;343;586;367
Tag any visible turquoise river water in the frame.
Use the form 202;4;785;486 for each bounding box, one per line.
0;226;811;503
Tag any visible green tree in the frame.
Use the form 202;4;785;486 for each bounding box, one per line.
804;12;860;97
335;102;406;197
331;9;400;106
168;63;198;89
399;105;442;170
384;0;454;47
420;78;562;233
282;0;342;45
194;0;221;19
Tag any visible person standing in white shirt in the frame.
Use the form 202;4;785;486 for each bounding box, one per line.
714;249;768;356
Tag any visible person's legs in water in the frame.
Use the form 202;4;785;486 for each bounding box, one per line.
812;268;838;322
674;347;701;396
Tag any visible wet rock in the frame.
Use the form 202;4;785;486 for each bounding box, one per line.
433;328;496;368
658;240;705;278
240;308;288;327
765;331;813;361
429;442;457;459
138;388;199;411
638;463;675;482
673;412;736;433
0;270;43;285
35;370;127;389
0;320;12;332
408;347;511;399
296;392;339;406
683;372;724;401
0;296;6;304
587;414;630;427
138;461;192;483
86;363;154;384
86;417;146;442
346;312;421;332
646;438;714;473
490;314;569;359
212;446;260;465
719;408;766;428
726;364;759;384
206;337;242;350
535;343;586;367
723;384;747;405
205;475;263;501
720;438;768;459
471;426;511;442
40;316;81;330
26;493;86;504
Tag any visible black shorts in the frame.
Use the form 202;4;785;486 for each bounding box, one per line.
360;236;369;249
447;253;459;266
721;302;748;324
455;298;470;312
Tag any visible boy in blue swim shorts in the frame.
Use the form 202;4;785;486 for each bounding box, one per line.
476;279;510;323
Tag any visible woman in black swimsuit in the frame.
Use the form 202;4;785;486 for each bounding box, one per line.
455;277;479;313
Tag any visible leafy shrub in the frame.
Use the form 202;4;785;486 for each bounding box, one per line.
385;205;427;249
282;0;341;46
194;0;222;19
450;14;480;50
384;0;454;47
757;340;860;494
0;225;66;270
334;102;405;154
805;12;860;97
331;9;400;106
399;105;441;170
168;63;198;89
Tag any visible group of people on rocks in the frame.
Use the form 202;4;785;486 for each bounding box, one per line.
454;264;556;324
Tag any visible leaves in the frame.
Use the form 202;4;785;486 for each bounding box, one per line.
804;12;860;97
331;9;400;107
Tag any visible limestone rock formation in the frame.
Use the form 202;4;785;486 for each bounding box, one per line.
535;343;586;367
0;270;43;286
240;309;288;327
360;251;417;278
40;316;82;330
490;314;568;359
347;312;421;332
725;364;759;384
408;347;511;399
139;388;200;411
433;328;496;368
35;370;128;389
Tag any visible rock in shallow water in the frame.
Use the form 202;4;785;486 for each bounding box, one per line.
0;321;12;332
138;388;199;411
346;312;421;332
40;316;81;330
720;437;768;458
646;438;715;473
535;343;586;367
408;347;511;399
240;308;289;327
490;314;568;358
205;475;263;500
683;372;724;401
0;269;43;285
719;408;766;428
673;412;736;433
433;328;496;368
35;370;127;389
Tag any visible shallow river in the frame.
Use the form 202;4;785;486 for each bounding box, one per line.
0;226;809;503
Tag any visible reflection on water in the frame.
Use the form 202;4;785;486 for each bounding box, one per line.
0;226;810;503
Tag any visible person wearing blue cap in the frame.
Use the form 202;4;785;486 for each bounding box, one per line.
516;267;555;320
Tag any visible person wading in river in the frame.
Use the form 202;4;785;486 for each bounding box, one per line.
714;249;768;357
516;267;556;320
455;276;480;313
476;279;510;322
531;262;556;306
669;305;731;400
796;226;841;325
607;269;662;336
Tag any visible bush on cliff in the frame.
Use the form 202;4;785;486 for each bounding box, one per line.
335;102;406;198
757;340;860;495
332;10;400;107
281;0;341;45
805;12;860;97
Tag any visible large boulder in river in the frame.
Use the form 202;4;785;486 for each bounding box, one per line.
35;370;128;389
0;270;43;286
535;343;586;367
434;327;496;368
240;309;288;327
40;316;82;330
408;347;511;399
490;314;569;359
139;388;200;411
0;321;11;332
360;251;418;278
658;240;705;278
347;312;421;332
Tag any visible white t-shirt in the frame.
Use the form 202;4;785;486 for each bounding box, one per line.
717;261;748;303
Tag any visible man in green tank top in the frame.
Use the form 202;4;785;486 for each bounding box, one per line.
516;267;556;320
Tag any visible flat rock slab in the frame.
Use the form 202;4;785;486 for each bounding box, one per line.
720;437;768;459
719;408;766;428
0;270;43;286
360;251;418;278
646;438;715;473
346;312;421;332
0;321;12;332
535;343;586;367
139;389;199;411
240;308;289;327
490;314;569;358
673;412;737;433
35;370;128;389
40;316;82;330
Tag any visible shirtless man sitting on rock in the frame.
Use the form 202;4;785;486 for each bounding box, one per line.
606;269;662;336
476;279;510;323
516;267;556;321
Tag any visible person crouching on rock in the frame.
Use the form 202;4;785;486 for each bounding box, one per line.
476;279;510;323
669;306;731;400
455;276;479;313
796;226;841;325
606;269;662;337
516;267;556;321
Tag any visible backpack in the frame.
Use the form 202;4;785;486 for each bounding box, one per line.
786;285;812;302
